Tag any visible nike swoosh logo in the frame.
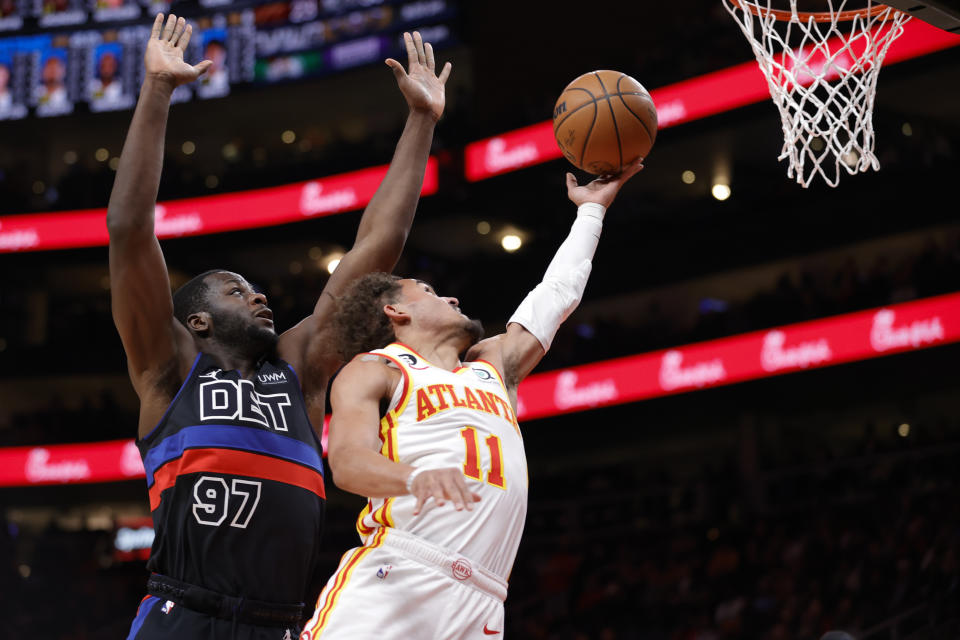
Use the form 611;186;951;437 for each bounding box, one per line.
483;625;501;635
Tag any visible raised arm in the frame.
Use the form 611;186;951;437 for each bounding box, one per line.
328;358;480;513
107;14;211;419
468;160;645;401
279;31;451;380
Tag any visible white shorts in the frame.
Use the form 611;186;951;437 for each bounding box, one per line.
301;528;507;640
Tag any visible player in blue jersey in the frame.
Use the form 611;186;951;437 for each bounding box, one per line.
107;13;452;640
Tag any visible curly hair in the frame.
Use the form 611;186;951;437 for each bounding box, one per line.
333;272;403;361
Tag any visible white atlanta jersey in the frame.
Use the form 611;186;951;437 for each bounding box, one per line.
355;342;528;580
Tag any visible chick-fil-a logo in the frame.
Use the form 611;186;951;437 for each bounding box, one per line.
870;309;944;352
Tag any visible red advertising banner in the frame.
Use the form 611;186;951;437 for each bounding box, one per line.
516;291;960;420
1;292;958;487
464;20;960;181
0;439;145;487
0;158;439;253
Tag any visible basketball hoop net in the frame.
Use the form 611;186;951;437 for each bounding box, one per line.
723;0;910;187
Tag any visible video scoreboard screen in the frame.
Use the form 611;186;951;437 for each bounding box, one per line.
0;0;457;120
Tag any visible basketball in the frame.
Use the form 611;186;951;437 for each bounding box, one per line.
553;70;658;175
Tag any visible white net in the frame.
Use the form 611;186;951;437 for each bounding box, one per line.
722;0;910;187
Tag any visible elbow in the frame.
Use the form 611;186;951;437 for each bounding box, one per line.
328;451;359;494
106;206;153;238
106;217;137;239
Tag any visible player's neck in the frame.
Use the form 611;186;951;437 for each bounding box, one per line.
198;341;264;379
398;331;464;371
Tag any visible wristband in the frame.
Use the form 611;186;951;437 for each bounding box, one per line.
405;467;428;494
577;201;606;222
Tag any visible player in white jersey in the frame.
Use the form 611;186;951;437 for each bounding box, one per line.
301;159;643;639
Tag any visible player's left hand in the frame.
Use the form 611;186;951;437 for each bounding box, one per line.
385;31;452;121
566;158;644;209
144;14;212;90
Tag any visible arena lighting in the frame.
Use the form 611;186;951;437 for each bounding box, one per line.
898;423;911;437
1;291;958;487
501;234;522;251
711;183;731;200
181;141;196;155
464;20;960;182
326;255;342;273
681;170;696;184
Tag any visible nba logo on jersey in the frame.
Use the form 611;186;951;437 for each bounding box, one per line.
161;600;175;614
376;565;392;579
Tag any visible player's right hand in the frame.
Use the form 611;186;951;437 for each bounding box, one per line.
385;31;452;121
409;468;482;515
566;158;644;209
144;13;212;90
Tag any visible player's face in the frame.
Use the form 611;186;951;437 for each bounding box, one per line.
396;279;483;346
204;43;226;70
98;53;117;81
42;57;65;87
202;272;278;352
398;279;465;321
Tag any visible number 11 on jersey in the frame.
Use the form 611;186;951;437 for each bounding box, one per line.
460;426;505;489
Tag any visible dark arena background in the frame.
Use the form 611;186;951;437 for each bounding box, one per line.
2;1;960;638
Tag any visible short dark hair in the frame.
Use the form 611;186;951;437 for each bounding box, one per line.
333;272;403;361
172;269;227;327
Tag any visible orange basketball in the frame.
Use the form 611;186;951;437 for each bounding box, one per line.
553;70;658;175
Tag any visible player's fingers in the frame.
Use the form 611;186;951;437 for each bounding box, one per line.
193;60;213;76
471;492;482;502
151;13;164;39
162;13;177;42
171;16;186;46
413;490;426;515
432;485;446;507
456;481;475;511
618;159;644;181
384;58;406;82
565;172;578;191
438;61;451;84
455;477;478;510
443;477;467;511
402;32;417;68
177;23;193;51
424;41;435;71
412;31;426;65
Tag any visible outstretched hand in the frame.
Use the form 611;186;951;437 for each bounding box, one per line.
144;13;212;90
566;158;645;208
385;31;452;121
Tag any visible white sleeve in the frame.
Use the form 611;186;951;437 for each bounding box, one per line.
507;202;605;350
